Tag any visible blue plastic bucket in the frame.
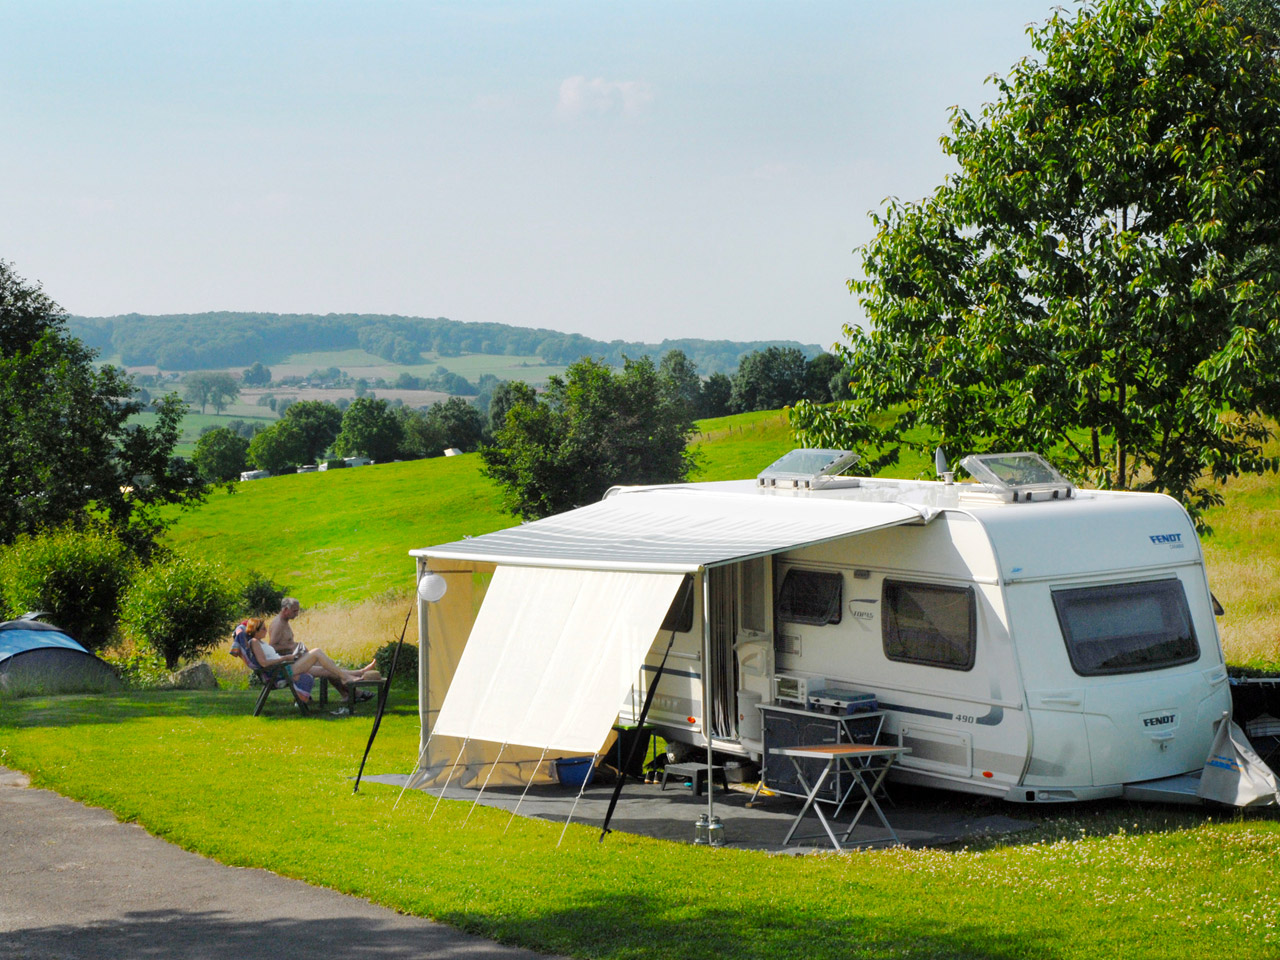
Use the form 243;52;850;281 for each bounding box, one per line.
554;756;596;788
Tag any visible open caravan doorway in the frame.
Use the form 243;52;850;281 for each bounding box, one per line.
628;558;774;764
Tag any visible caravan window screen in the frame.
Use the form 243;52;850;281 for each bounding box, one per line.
882;580;976;670
1052;579;1199;676
777;569;842;625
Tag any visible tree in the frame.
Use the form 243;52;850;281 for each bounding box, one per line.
0;261;205;551
699;372;733;418
281;400;343;463
396;407;443;459
791;0;1280;526
192;427;250;482
242;361;272;387
729;346;808;413
481;356;697;520
425;396;486;452
182;371;239;414
247;419;307;473
333;397;403;461
487;380;538;434
658;349;703;422
803;352;845;404
120;553;239;670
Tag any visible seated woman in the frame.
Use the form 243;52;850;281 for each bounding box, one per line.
242;617;381;685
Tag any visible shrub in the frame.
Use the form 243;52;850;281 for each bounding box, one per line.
240;571;289;617
101;642;170;690
0;525;134;651
120;554;239;670
373;640;418;687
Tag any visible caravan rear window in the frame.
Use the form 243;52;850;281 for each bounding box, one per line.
1052;579;1199;676
882;580;976;670
777;569;843;625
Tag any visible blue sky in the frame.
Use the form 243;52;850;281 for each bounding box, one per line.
0;1;1058;348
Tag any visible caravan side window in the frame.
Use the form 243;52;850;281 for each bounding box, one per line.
1052;579;1199;676
882;580;976;671
777;569;842;625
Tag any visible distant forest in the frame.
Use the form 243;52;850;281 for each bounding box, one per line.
67;312;823;375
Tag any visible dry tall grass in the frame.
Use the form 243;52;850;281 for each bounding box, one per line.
208;593;419;685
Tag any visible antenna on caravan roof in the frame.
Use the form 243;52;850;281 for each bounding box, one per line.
934;447;954;485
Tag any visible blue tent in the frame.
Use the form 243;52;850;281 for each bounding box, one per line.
0;619;120;696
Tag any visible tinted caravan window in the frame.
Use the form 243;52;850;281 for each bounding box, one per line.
882;580;976;670
1052;579;1199;676
777;569;842;625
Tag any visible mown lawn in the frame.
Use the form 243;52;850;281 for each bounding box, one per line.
2;691;1277;960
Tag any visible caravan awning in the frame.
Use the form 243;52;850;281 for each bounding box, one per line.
414;486;927;573
431;565;685;752
417;486;928;755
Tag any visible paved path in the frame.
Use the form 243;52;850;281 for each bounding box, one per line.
0;767;558;960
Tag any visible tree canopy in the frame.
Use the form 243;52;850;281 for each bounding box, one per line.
332;397;403;462
792;0;1280;526
481;356;698;520
0;261;204;550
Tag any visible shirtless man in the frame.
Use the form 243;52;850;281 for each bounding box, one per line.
269;598;380;696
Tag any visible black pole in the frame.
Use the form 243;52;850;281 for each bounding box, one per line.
354;605;414;793
599;631;676;841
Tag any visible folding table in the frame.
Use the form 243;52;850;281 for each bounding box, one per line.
770;743;909;850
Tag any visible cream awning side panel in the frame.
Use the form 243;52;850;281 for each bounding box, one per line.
431;565;686;754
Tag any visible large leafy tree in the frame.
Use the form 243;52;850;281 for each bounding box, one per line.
333;397;403;461
281;399;343;463
481;356;698;520
0;261;204;549
182;371;239;414
730;346;809;413
192;427;250;482
792;0;1280;525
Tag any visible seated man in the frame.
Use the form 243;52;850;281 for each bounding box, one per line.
269;598;380;698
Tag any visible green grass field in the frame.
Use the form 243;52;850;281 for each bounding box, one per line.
1;691;1275;960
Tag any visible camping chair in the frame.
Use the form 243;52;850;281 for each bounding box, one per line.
229;625;311;716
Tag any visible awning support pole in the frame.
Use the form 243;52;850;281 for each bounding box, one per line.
557;751;601;848
599;631;677;841
701;566;715;825
463;741;507;827
353;604;415;793
431;739;469;821
506;746;550;834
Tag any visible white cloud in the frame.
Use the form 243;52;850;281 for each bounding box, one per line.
556;76;653;120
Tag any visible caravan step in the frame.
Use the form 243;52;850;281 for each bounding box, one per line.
1121;772;1203;806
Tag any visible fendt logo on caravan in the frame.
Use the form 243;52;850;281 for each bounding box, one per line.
1149;532;1184;546
1143;714;1176;727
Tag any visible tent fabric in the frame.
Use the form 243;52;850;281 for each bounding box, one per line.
432;565;686;753
413;486;925;572
0;627;89;665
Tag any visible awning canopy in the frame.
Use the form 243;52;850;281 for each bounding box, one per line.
431;565;685;753
413;486;927;573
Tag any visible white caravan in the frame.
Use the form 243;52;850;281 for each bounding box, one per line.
412;450;1230;804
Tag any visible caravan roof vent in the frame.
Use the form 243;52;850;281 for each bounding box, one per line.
757;449;861;490
958;452;1075;503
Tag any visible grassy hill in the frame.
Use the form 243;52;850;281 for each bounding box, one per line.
163;409;1279;669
